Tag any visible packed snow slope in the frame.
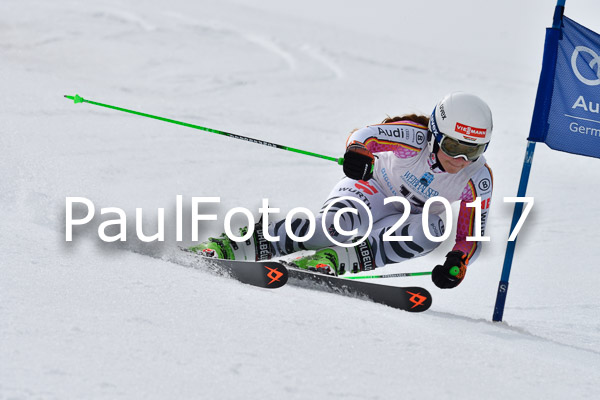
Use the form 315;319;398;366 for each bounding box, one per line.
2;0;600;399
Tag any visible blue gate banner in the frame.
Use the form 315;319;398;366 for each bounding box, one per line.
528;16;600;159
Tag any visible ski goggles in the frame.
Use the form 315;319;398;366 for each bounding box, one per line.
439;135;487;162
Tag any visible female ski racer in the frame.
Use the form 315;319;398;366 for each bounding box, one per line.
191;92;494;289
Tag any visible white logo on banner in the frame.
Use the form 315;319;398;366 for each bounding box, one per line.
571;46;600;86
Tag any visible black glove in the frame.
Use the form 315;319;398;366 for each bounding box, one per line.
432;251;467;289
343;141;375;181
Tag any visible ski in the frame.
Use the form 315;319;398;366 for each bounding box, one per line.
178;249;431;312
179;248;288;289
284;266;432;312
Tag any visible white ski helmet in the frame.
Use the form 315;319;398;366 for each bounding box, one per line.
428;92;493;161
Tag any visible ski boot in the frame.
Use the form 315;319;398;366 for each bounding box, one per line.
287;241;376;276
188;231;239;259
188;224;273;261
289;248;341;276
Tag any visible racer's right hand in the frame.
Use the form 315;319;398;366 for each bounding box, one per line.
343;141;375;181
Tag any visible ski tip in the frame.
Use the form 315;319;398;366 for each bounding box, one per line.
194;258;289;289
223;260;288;289
259;262;289;288
404;287;432;312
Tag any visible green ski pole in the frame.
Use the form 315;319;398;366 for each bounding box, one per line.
342;267;459;280
64;94;344;165
343;271;432;280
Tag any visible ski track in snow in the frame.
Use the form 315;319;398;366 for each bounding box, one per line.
427;310;600;357
167;11;346;82
166;11;297;72
300;44;345;79
165;11;346;81
242;34;298;71
90;7;158;32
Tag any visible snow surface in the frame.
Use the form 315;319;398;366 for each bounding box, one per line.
2;0;600;399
